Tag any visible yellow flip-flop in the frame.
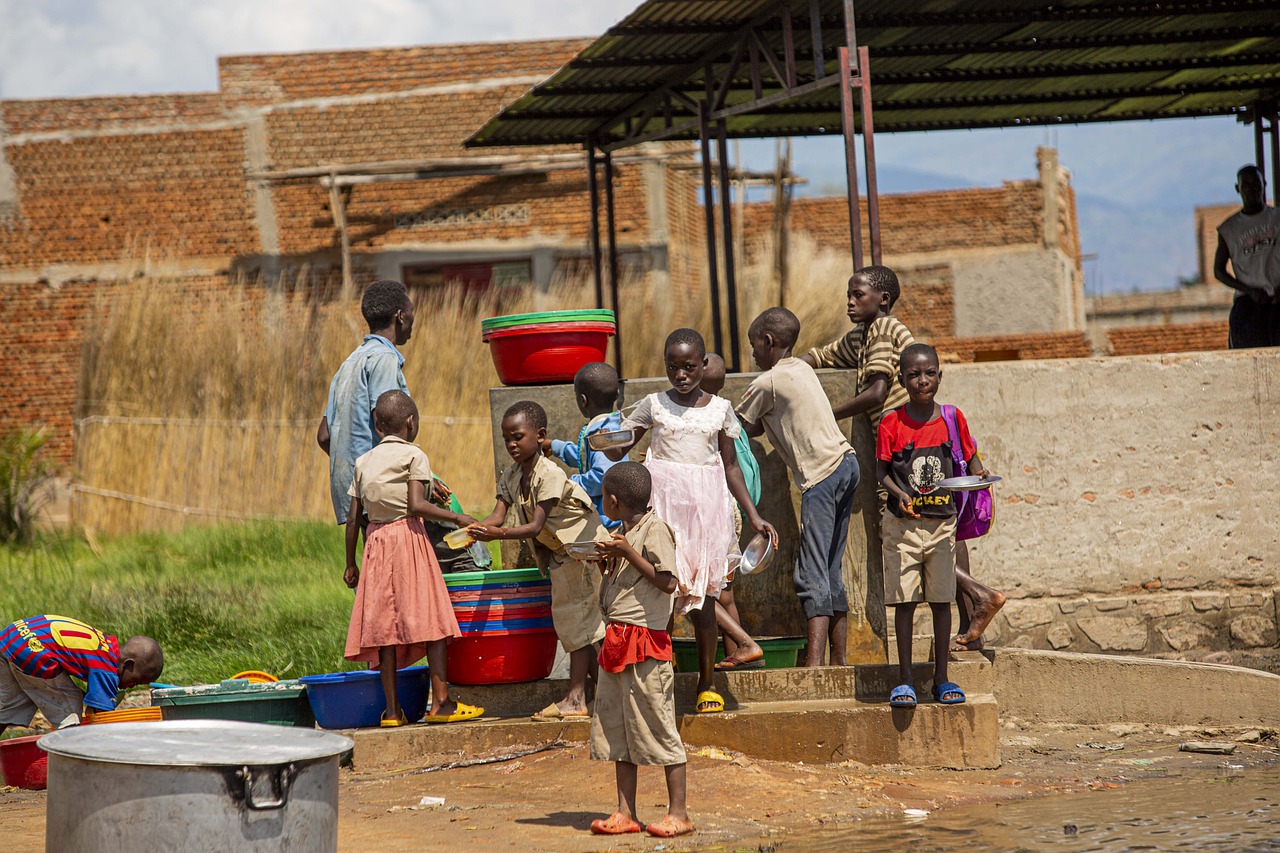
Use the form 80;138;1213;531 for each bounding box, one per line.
423;701;484;724
695;690;724;714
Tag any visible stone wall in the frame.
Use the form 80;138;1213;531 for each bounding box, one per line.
489;347;1280;669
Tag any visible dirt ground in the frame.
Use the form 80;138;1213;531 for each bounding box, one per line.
3;721;1275;850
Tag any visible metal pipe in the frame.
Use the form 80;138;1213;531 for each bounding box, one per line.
843;0;858;58
1271;107;1280;207
603;149;624;378
586;143;604;310
1255;105;1267;184
839;47;864;271
717;120;742;372
810;0;825;79
698;100;725;357
858;46;881;265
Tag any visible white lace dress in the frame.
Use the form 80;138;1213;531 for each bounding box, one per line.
621;392;741;615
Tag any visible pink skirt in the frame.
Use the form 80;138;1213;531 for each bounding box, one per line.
345;517;461;669
646;457;740;615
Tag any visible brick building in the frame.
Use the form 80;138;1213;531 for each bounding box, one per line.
3;38;1093;469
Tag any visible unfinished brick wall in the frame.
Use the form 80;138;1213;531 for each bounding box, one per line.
928;330;1093;362
1195;203;1237;285
1108;320;1230;356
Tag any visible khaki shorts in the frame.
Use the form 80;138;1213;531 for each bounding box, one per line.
0;659;84;728
880;511;957;605
590;657;686;766
548;555;606;652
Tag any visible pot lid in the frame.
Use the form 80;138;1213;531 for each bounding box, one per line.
39;720;353;767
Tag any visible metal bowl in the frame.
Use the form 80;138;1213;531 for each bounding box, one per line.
586;429;635;451
563;540;603;561
737;533;775;576
936;474;1001;491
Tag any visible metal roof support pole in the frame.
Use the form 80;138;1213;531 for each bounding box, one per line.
328;169;353;300
716;119;742;372
586;143;604;310
699;100;726;357
1255;105;1267;185
839;47;865;271
603;149;624;378
1270;105;1280;208
858;46;882;266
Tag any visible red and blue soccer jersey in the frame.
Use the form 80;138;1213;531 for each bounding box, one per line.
0;615;121;711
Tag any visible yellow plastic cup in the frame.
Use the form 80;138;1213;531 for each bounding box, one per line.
443;528;474;550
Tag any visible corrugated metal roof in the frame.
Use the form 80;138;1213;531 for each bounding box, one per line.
467;0;1280;147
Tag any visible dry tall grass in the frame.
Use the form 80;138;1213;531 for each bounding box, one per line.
74;231;852;535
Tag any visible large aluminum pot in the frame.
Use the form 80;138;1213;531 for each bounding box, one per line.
40;720;353;853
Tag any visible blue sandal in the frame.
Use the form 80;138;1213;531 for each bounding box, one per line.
889;684;917;708
932;681;966;704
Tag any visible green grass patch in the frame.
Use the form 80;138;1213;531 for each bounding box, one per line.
1;522;362;685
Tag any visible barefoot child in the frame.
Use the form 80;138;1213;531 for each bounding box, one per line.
1;615;162;733
738;308;861;667
541;362;624;530
588;462;693;839
345;390;483;725
877;344;992;707
607;329;777;714
470;401;607;720
701;353;765;671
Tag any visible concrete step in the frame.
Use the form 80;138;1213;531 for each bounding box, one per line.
347;716;592;773
347;691;1000;773
450;658;993;718
679;695;1000;769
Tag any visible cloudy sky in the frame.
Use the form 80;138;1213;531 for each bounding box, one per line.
0;0;1258;293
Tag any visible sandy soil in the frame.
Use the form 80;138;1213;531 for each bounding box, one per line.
2;722;1274;851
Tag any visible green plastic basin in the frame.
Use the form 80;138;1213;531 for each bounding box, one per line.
443;567;547;587
480;309;615;332
671;636;807;672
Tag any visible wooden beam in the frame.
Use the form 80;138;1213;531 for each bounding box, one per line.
329;172;353;299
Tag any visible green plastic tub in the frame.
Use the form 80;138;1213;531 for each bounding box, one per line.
480;309;615;333
671;636;807;672
152;679;316;728
443;567;546;587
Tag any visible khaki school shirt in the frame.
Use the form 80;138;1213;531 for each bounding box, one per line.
348;435;431;524
737;357;853;492
599;509;678;631
498;455;607;571
806;315;915;428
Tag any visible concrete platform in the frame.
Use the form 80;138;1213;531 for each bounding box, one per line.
348;661;1002;772
679;695;1001;769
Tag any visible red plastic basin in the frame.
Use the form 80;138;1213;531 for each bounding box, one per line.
0;734;48;790
446;628;559;685
482;323;615;386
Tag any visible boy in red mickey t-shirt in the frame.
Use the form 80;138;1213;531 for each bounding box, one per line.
876;344;990;710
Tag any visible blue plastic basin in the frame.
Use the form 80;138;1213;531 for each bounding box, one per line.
299;665;430;729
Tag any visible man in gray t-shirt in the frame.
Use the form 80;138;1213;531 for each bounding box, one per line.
1215;165;1280;348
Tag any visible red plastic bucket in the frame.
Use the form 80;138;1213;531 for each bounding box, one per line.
0;734;48;789
482;323;615;386
446;628;559;685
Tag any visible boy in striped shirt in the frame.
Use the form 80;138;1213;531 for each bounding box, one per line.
0;615;163;732
800;264;914;430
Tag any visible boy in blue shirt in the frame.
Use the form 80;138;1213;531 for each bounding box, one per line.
317;280;416;525
542;362;623;531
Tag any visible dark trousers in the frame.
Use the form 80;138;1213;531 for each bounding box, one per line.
1229;295;1280;349
794;453;861;620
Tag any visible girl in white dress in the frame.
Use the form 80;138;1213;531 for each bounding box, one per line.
611;329;776;713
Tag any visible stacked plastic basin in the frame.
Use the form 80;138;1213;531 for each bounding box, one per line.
481;309;616;385
446;568;558;684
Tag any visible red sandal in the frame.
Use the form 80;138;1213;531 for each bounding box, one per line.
590;812;642;835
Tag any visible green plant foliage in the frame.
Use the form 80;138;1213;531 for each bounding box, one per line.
0;427;55;545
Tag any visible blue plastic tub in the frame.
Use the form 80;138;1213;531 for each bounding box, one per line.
299;665;430;729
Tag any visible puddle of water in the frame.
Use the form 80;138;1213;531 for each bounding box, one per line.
777;764;1280;852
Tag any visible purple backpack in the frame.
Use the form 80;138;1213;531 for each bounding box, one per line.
940;405;993;540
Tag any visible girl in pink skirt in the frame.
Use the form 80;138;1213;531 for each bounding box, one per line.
611;329;777;714
344;390;483;726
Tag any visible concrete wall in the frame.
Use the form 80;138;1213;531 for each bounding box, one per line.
949;246;1079;337
489;347;1280;668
